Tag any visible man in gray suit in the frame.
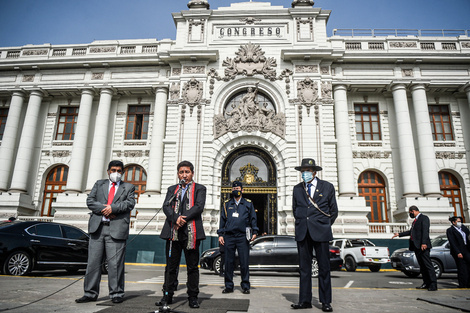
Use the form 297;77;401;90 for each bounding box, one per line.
76;160;136;304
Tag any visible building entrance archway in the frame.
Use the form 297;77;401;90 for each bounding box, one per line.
221;147;277;235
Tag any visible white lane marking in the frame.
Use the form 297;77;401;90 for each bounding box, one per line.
344;280;354;288
389;281;413;285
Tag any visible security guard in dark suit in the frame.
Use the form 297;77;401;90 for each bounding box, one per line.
218;181;258;294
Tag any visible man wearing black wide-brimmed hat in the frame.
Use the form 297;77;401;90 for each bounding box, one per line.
291;158;338;312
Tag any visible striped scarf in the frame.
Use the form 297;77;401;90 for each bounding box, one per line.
170;181;197;250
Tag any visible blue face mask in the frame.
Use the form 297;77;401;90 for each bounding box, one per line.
302;171;313;183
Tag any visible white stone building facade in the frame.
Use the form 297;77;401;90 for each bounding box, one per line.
0;0;469;247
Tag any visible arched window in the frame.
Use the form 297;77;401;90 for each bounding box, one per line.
41;165;68;216
439;171;465;222
358;171;388;223
123;165;147;203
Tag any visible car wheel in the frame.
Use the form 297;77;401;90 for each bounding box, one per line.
368;265;381;272
431;259;442;279
403;270;420;278
101;259;108;275
4;251;32;276
214;256;222;275
344;256;356;272
311;257;319;278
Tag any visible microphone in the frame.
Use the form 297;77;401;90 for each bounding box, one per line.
165;180;185;205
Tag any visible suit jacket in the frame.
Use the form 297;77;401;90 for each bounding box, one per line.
218;197;258;236
399;213;432;251
292;179;338;242
86;179;136;240
160;182;206;241
446;224;470;257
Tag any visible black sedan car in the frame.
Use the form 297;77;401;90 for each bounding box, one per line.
391;234;457;278
200;235;343;277
0;220;99;276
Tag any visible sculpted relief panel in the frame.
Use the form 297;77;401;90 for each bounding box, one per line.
214;83;286;139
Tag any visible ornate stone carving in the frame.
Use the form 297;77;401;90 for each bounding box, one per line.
170;82;181;100
52;150;70;158
187;0;209;9
389;42;417;48
124;142;146;146
292;0;314;7
89;46;116;53
462;42;470;48
92;72;104;80
182;78;203;107
213;83;286;139
295;65;318;73
434;142;456;147
23;49;48;56
22;75;35;82
240;17;261;24
353;151;391;159
321;82;332;98
297;78;319;105
52;142;73;146
435;151;465;159
172;68;181;76
320;67;329;74
402;69;413;77
222;43;277;80
183;66;205;74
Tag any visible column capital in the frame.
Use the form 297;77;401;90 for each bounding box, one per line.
80;88;96;96
332;84;348;92
155;86;169;94
410;83;427;92
29;90;44;98
390;83;407;92
99;88;114;96
11;91;26;98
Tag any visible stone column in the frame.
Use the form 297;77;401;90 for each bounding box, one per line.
85;88;113;191
410;84;441;196
9;91;44;193
66;89;95;193
391;84;420;197
333;85;356;196
0;92;25;191
146;87;168;194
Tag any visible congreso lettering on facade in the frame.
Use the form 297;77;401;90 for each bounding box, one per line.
0;0;469;257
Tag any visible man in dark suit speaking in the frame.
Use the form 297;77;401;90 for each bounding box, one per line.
291;158;338;312
393;205;437;291
76;160;136;304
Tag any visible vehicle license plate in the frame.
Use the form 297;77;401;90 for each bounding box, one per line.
373;258;379;261
392;262;396;267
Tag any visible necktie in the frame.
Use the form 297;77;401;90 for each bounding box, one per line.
307;183;312;197
107;182;116;205
411;218;416;240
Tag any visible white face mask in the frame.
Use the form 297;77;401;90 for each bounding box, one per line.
109;172;122;183
456;222;462;229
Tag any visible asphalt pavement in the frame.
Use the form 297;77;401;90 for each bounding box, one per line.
0;264;469;313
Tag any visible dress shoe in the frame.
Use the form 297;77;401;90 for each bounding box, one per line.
427;285;438;291
416;284;428;289
291;303;312;309
222;288;233;293
111;297;124;303
75;295;97;303
242;289;250;294
155;294;173;306
188;297;199;308
322;303;333;312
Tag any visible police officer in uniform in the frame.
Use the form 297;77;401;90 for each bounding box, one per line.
218;181;258;294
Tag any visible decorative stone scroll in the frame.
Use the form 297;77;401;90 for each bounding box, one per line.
23;49;48;56
213;83;286;139
89;46;116;53
389;42;417;48
462;42;470;49
240;17;261;25
353;151;391;159
402;69;413;77
435;151;465;159
183;66;205;74
295;65;318;73
22;75;35;82
92;73;104;80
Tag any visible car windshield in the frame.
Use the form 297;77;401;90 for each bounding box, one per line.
431;236;447;247
349;239;374;247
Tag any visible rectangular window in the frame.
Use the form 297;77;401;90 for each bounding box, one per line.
0;108;9;140
429;105;453;141
126;105;150;140
55;107;79;140
354;103;381;140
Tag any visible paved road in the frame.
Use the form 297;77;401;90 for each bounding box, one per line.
0;265;468;313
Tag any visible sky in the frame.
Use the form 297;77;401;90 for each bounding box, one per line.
0;0;469;47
